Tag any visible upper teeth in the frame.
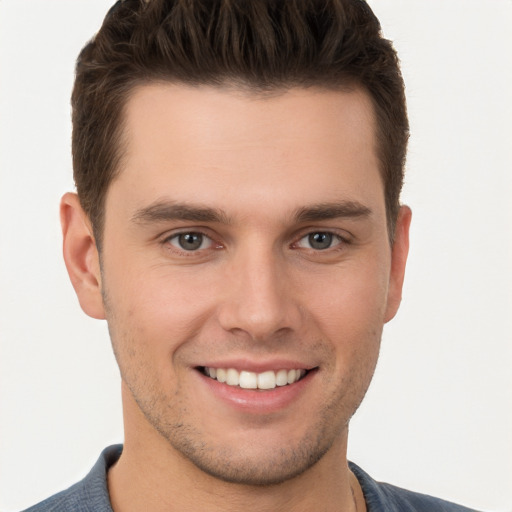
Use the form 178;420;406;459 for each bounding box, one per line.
204;367;306;390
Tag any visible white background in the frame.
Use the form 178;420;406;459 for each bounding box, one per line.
1;1;511;511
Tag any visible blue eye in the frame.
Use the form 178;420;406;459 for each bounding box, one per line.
168;232;212;251
297;232;342;250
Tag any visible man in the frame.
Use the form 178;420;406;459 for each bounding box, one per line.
23;1;480;511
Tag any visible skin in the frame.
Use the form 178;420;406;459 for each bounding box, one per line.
61;84;411;512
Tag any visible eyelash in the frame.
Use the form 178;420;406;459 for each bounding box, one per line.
161;229;351;256
162;230;221;255
293;231;349;251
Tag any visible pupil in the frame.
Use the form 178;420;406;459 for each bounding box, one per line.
179;233;202;250
309;232;332;250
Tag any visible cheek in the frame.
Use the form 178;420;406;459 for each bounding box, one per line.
302;262;388;367
306;262;389;329
103;264;216;356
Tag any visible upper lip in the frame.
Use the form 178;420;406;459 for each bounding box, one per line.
194;358;317;373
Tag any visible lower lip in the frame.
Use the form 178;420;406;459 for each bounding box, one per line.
195;369;316;414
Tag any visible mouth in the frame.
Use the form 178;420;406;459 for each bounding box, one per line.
198;366;310;390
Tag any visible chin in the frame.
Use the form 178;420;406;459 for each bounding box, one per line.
157;411;346;487
175;436;332;486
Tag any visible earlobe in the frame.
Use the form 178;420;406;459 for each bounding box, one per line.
384;205;412;323
60;192;106;320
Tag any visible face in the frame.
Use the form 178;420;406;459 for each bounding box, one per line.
84;84;409;485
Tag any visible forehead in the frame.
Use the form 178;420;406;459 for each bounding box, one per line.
122;83;377;161
111;83;383;221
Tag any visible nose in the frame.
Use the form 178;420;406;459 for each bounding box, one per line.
217;244;303;342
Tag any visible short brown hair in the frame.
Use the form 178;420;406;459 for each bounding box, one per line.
72;0;408;247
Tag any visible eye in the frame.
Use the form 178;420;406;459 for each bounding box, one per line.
296;232;342;250
167;232;213;251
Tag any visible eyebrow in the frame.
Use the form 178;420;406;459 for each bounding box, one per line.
131;199;372;226
293;201;372;223
131;201;231;225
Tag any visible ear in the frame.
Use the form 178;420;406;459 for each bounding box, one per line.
384;205;412;323
60;192;106;319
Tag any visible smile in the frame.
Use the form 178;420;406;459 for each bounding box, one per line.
201;367;307;390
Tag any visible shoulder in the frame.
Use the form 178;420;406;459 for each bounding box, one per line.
21;445;122;512
349;462;481;512
21;480;89;512
370;482;481;512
